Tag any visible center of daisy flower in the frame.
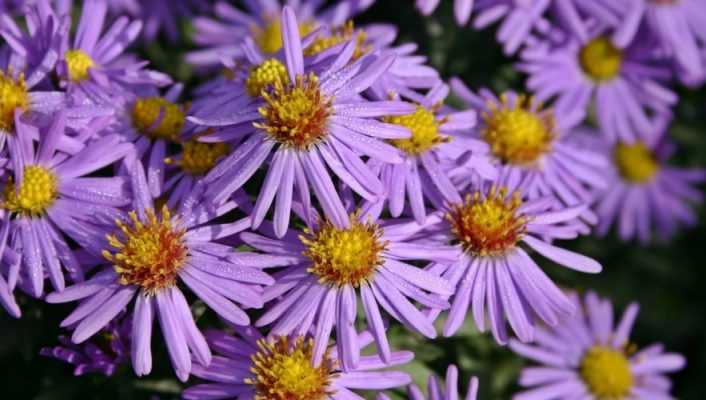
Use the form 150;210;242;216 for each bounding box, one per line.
65;49;95;82
580;346;633;399
0;70;29;132
103;206;188;294
253;18;316;54
246;58;290;97
255;74;332;148
385;106;449;156
613;141;659;183
2;165;58;216
579;37;623;82
131;97;185;142
447;186;527;256
178;139;229;176
482;95;555;165
305;21;369;60
301;216;387;287
246;336;336;400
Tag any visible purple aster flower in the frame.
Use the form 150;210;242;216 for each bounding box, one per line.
186;0;374;68
377;364;479;400
46;159;275;381
362;82;482;224
107;0;210;42
41;314;130;376
450;79;610;231
415;0;475;26
189;7;416;237
511;291;686;400
0;111;133;298
241;206;456;370
52;0;170;103
427;184;602;344
576;124;706;244
518;16;676;143
183;328;412;400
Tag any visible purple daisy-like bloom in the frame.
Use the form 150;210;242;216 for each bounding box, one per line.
511;291;686;400
578;124;706;244
183;328;412;400
428;184;602;344
53;0;170;103
189;7;416;237
518;17;676;143
186;0;373;68
362;82;482;224
41;314;131;376
241;207;456;370
450;79;609;231
415;0;475;26
377;364;479;400
0;111;133;298
108;0;209;42
46;159;274;381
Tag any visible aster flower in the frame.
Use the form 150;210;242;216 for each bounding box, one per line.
241;207;456;370
0;111;133;298
183;328;413;400
186;0;373;68
428;184;602;344
107;0;210;42
41;315;130;376
53;0;170;103
582;124;706;244
415;0;474;26
189;7;415;237
511;291;686;400
362;82;483;224
377;364;479;400
46;160;275;381
450;79;609;230
518;18;676;143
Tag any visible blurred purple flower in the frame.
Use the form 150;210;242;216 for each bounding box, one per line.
378;364;479;400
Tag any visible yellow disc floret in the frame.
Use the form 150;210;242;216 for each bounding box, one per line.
255;73;332;148
580;37;623;82
246;336;336;400
580;346;634;399
131;97;185;141
103;206;188;294
246;58;290;97
301;214;388;287
482;94;555;165
2;165;58;216
447;186;527;256
385;106;449;156
253;19;316;54
0;70;29;132
305;21;369;60
613;141;659;184
176;139;229;176
65;49;95;82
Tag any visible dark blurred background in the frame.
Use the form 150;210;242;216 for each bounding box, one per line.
2;1;705;399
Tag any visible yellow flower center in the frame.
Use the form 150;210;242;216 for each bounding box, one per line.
65;49;95;82
613;142;659;183
246;336;336;400
255;74;332;148
580;346;634;399
2;165;58;216
447;187;527;256
301;215;387;287
0;70;29;132
385;106;449;156
305;21;369;61
253;19;316;54
177;139;229;176
131;97;185;141
579;37;623;82
103;206;188;294
246;58;290;97
482;95;555;165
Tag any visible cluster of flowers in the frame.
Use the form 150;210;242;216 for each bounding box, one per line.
0;0;701;399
